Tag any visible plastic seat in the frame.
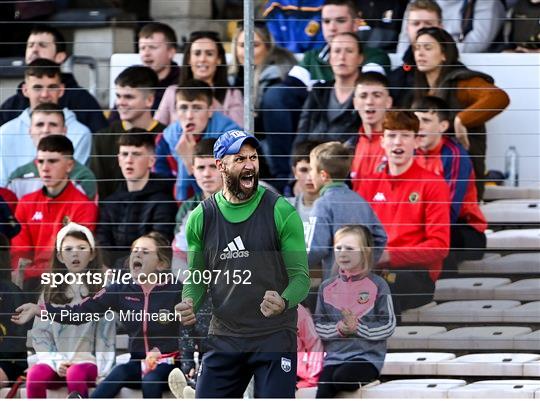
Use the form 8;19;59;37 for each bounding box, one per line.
502;301;540;323
447;380;540;398
296;387;317;398
436;353;540;376
116;334;129;350
514;330;540;351
0;388;17;398
486;229;540;250
48;8;135;28
524;361;540;376
0;57;25;78
116;353;130;365
401;302;437;323
150;0;212;19
484;186;540;201
428;326;532;350
434;278;511;301
417;300;521;323
116;388;174;398
481;199;540;224
387;326;447;350
381;352;456;375
493;279;540;301
361;379;466;398
457;253;503;274
472;253;540;275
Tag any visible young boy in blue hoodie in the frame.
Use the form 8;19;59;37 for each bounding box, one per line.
306;141;387;281
155;80;240;201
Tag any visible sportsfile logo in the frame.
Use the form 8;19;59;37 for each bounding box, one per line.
220;236;249;260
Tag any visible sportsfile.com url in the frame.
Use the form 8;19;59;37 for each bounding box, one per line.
40;269;252;288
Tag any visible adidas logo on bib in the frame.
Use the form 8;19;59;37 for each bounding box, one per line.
220;236;250;260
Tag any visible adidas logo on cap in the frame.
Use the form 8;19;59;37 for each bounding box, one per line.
220;236;250;260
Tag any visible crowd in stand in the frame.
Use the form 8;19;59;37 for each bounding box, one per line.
0;0;521;397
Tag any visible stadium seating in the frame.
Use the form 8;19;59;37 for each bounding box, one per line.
434;277;511;301
486;229;540;250
428;326;532;350
514;330;540;351
447;380;540;398
416;300;522;324
436;353;540;377
502;301;540;324
484;185;540;201
481;199;540;225
381;352;456;375
387;326;447;349
361;378;467;398
493;279;540;301
459;252;540;275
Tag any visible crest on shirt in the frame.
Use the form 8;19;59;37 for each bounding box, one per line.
408;192;420;203
281;357;292;373
358;292;370;304
304;20;320;37
62;215;71;226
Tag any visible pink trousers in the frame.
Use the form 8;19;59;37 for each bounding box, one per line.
26;362;97;398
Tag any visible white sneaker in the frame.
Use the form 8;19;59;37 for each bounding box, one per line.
183;386;196;399
168;368;187;399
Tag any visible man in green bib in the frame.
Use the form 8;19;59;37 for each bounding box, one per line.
175;130;310;398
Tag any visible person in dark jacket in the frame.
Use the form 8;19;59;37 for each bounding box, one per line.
96;133;176;268
12;232;183;399
0;233;28;389
90;66;166;200
295;32;362;147
0;190;20;240
410;27;510;200
0;24;107;133
388;0;443;107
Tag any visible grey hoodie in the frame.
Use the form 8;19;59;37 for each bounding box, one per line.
306;183;387;280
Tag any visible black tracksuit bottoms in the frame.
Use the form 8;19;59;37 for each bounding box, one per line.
196;330;297;398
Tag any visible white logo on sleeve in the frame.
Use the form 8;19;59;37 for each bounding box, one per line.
219;236;250;260
373;192;386;202
281;357;292;373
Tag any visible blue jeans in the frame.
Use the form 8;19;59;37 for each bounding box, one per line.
91;360;176;398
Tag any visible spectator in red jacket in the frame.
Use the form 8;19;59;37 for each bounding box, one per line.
413;96;487;276
10;135;97;295
350;72;393;189
357;111;450;319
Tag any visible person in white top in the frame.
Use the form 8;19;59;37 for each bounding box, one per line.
0;59;91;185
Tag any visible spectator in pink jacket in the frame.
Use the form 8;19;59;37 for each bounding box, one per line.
155;31;243;127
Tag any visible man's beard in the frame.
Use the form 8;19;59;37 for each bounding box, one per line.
225;168;259;201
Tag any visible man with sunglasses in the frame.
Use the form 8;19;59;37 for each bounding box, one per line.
260;0;391;190
0;59;91;186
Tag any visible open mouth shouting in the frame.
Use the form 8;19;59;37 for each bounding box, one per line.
131;259;144;274
240;170;255;189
